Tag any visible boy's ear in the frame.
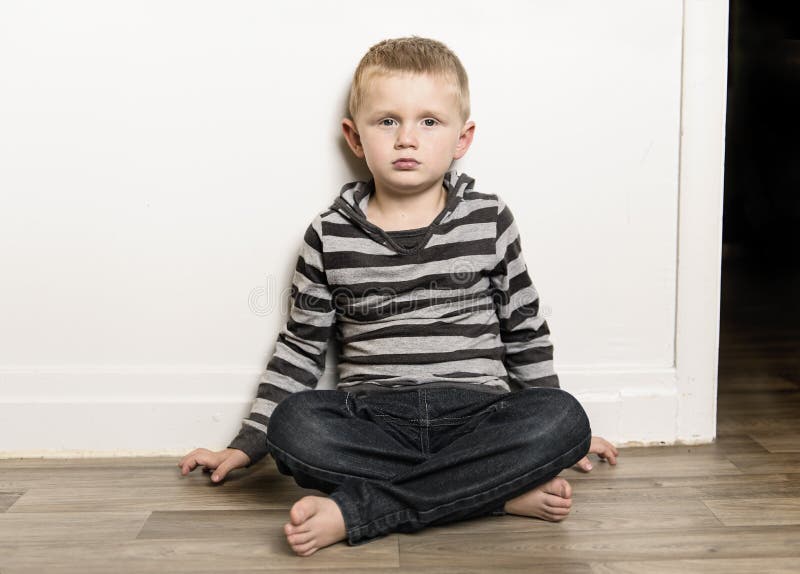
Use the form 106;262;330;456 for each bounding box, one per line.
453;120;476;160
342;118;365;159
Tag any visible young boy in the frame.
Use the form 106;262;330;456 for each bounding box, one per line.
179;36;618;557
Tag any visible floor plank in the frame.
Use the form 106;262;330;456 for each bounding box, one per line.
750;432;800;453
0;512;149;544
7;485;297;513
703;497;800;526
590;557;800;574
137;509;284;541
725;453;800;475
0;537;399;573
398;525;800;567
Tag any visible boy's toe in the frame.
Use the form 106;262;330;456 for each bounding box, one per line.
551;477;571;499
545;493;572;508
541;477;571;500
547;504;571;515
294;540;317;556
287;531;314;545
290;507;306;525
285;521;311;536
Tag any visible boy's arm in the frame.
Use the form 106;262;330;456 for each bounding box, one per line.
228;215;336;465
489;198;560;391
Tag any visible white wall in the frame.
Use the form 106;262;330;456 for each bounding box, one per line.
0;0;728;455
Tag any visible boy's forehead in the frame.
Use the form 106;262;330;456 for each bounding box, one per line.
360;70;460;109
363;68;457;90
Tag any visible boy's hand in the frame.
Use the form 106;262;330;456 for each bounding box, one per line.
178;448;251;483
574;436;619;472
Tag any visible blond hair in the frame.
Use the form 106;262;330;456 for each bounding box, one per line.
347;36;470;124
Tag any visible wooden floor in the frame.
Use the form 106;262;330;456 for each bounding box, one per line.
2;250;799;573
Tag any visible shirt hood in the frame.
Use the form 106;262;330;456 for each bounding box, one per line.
329;170;476;254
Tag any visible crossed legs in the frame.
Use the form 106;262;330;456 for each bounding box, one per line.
266;387;591;556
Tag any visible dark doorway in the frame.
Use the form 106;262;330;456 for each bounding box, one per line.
717;2;799;443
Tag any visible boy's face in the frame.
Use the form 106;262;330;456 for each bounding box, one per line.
342;71;474;196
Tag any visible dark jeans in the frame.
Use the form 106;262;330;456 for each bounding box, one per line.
265;385;592;546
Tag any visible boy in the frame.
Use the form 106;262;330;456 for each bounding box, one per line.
179;36;618;557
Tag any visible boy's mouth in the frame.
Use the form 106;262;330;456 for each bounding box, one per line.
393;158;420;169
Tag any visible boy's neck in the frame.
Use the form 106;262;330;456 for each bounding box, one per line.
367;176;447;231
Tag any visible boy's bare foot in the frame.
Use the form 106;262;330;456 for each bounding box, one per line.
284;495;347;556
502;476;573;522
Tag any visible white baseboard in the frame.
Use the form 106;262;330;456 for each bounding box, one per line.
0;365;712;457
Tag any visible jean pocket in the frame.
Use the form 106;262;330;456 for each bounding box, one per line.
370;406;418;425
429;400;504;428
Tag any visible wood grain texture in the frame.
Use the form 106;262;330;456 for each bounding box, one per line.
0;513;150;544
396;526;800;568
0;538;399;573
750;432;800;453
0;248;798;572
7;485;290;513
725;453;800;475
703;497;800;526
137;510;284;541
590;557;800;574
0;494;23;513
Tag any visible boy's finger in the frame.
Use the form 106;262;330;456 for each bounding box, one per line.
212;461;232;483
178;449;205;471
598;441;618;460
177;450;196;468
180;452;213;475
179;458;197;476
603;439;619;455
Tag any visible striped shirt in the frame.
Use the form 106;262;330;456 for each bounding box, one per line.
229;170;559;463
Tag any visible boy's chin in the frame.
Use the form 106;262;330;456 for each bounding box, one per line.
376;171;446;191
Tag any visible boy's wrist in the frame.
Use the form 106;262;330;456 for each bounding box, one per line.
228;424;270;467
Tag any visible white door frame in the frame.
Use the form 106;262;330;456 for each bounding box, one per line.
674;0;729;443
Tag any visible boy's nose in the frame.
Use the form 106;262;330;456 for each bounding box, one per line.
395;126;418;148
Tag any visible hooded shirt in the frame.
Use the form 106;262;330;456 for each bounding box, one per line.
229;170;559;463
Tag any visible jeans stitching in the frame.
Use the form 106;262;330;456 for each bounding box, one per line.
373;413;485;422
423;390;430;454
374;413;488;423
347;430;591;538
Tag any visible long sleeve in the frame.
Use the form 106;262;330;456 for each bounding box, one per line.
489;198;560;392
228;215;336;464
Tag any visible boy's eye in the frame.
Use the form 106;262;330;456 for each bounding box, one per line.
423;118;438;127
380;119;396;127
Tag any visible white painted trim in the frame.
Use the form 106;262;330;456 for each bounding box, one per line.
0;392;676;459
0;366;679;455
673;0;729;443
